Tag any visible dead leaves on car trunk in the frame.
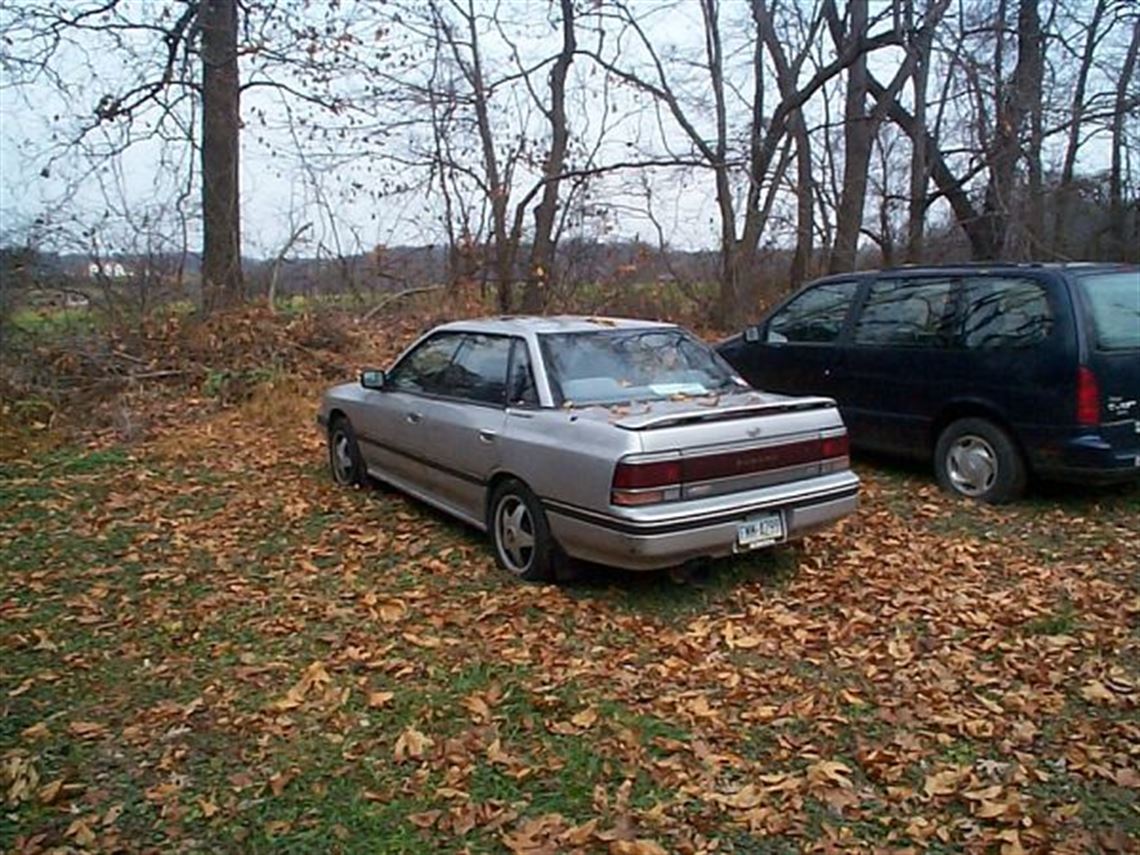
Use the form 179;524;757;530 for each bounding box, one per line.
2;312;1139;853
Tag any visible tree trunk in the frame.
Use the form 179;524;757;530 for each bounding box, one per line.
1019;0;1045;255
790;114;814;288
1110;15;1140;257
829;0;870;274
523;0;576;313
1053;0;1105;257
978;0;1013;260
905;0;933;263
200;0;243;313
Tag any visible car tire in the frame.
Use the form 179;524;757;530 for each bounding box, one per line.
328;416;367;487
488;479;562;582
934;417;1026;503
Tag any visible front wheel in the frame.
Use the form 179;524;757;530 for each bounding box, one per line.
934;417;1026;503
328;417;366;487
488;479;560;582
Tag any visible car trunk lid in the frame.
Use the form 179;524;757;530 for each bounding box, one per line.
597;392;851;505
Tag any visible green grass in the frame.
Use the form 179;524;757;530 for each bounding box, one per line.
3;429;1138;853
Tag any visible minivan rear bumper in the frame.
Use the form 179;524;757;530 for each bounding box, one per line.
1028;427;1140;484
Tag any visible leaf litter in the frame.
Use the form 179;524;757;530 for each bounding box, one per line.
1;308;1138;853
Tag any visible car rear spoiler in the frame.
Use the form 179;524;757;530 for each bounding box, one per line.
612;396;837;430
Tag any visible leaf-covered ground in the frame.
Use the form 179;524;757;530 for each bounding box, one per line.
3;371;1138;853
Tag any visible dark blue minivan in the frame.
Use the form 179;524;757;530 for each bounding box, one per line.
718;264;1140;502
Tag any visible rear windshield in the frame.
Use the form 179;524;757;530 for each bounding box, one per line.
1077;271;1140;351
539;328;742;406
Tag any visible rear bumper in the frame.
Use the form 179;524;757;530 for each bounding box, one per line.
1026;426;1140;484
544;471;859;571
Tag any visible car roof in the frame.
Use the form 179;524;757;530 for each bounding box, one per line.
432;315;678;335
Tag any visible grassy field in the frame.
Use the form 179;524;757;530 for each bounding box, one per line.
2;374;1138;853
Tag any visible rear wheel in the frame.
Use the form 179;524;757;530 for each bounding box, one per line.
489;479;560;582
328;417;366;487
934;417;1026;503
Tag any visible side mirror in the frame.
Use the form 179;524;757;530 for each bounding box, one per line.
743;325;762;344
360;369;386;390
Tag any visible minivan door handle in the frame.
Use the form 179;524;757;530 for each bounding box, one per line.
478;429;497;444
406;412;423;424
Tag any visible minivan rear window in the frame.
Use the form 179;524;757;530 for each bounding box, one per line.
1077;271;1140;351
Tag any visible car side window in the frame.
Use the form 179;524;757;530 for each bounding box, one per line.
852;278;955;347
959;276;1053;349
440;334;511;405
507;339;539;407
386;333;463;394
767;281;858;344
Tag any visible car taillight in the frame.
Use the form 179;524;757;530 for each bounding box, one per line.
611;459;682;506
820;434;849;459
612;432;849;506
1076;366;1100;426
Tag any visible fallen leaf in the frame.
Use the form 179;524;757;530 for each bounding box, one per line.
368;691;394;709
67;721;108;740
571;707;598;729
610;840;668;855
394;727;433;762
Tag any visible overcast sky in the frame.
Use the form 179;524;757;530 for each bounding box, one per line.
0;0;1128;259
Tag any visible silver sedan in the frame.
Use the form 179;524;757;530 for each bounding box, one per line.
317;316;859;580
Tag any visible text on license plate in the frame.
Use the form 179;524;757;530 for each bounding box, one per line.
737;512;785;549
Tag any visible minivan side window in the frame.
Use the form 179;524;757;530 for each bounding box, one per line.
766;281;858;343
852;278;955;347
959;276;1053;349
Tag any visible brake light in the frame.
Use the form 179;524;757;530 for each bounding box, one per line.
612;460;682;489
1076;366;1100;426
820;434;849;459
611;432;849;505
611;459;682;506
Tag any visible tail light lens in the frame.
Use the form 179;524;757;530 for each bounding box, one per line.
611;459;682;506
611;432;849;506
1076;366;1100;426
820;434;850;459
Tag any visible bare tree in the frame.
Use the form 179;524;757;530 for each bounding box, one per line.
523;0;576;312
1109;12;1140;255
200;0;243;310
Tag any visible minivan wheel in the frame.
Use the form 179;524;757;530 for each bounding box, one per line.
489;479;560;582
934;418;1026;503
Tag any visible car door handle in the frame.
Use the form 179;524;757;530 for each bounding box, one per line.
406;412;423;424
478;429;497;444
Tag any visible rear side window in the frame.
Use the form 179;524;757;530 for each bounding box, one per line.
767;281;857;344
960;276;1053;349
853;278;954;347
444;334;512;404
1077;271;1140;351
507;339;539;407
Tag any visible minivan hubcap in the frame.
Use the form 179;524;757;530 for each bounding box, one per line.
496;496;535;574
947;435;997;496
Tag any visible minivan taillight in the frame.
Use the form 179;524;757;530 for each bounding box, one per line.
1076;366;1100;426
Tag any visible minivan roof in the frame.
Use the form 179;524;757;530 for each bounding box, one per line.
810;262;1133;284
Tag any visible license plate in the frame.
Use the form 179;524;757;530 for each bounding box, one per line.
737;512;784;549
